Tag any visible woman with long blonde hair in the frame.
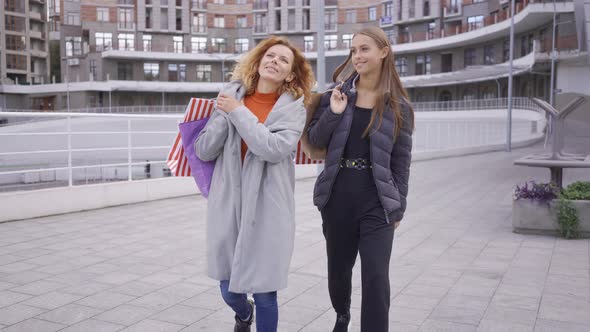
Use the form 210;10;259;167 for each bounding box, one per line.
194;36;314;332
307;26;414;332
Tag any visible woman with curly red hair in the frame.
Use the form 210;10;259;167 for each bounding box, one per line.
194;36;314;332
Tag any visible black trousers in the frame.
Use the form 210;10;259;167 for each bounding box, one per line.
321;185;395;332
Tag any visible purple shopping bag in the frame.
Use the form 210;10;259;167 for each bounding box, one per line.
179;118;216;198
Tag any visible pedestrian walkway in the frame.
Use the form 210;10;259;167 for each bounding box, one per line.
0;144;589;331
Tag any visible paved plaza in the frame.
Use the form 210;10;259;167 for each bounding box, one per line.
0;144;589;331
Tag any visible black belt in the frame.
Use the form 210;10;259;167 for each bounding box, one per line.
340;158;372;170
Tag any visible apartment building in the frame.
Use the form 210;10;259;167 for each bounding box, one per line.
0;0;49;85
0;0;586;110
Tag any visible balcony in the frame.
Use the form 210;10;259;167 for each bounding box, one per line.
117;0;134;5
30;30;45;40
253;25;268;34
253;1;268;10
118;22;136;30
191;0;206;9
443;5;462;17
380;16;393;27
29;11;43;21
191;26;208;34
31;49;48;58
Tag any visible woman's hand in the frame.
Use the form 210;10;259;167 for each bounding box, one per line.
329;83;347;115
394;221;400;230
216;93;242;113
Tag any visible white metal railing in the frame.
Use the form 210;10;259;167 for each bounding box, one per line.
413;97;543;112
0;112;181;192
0;98;547;192
1;105;188;114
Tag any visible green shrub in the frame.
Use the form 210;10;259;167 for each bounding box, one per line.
560;181;590;200
556;198;579;239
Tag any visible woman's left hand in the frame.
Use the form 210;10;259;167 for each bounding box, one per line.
216;93;241;113
394;221;400;229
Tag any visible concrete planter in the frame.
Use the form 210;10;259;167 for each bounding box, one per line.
513;199;590;237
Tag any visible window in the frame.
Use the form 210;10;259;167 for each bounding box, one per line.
345;10;356;24
235;38;249;53
191;37;207;53
95;32;112;51
302;9;310;30
467;16;483;31
119;8;134;29
325;9;336;31
463;89;476;100
97;7;109;22
89;59;97;79
5;35;26;51
196;64;212;82
395;57;407;76
6;54;27;70
304;35;314;52
398;0;403;21
211;38;226;52
143;34;152;51
423;1;430;16
236;0;247;4
5;15;26;32
274;0;281;7
5;0;25;13
237;15;247;28
176;9;182;30
66;12;80;25
483;44;495;65
146;8;152;29
118;62;133;80
192;13;206;32
503;39;510;62
254;13;267;33
415;55;431;75
368;7;377;21
214;15;225;28
325;35;337;50
118;33;135;51
144;62;159;80
464;48;476;66
520;35;528;56
168;64;186;82
274;10;281;30
65;36;82;56
214;0;224;3
409;0;415;18
161;8;168;29
342;34;353;49
173;35;183;53
288;9;295;30
384;3;393;17
427;22;435;39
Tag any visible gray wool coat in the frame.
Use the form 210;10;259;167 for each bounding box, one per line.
307;75;413;222
194;81;306;294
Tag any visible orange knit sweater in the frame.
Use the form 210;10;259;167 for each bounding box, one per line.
241;91;280;160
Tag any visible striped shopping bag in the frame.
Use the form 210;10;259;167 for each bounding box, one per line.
167;97;322;177
167;98;215;176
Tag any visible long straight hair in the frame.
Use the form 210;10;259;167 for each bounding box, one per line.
332;27;414;138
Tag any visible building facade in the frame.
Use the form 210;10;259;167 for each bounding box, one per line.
0;0;587;110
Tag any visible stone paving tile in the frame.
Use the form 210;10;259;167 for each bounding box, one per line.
0;304;46;326
93;304;157;326
35;303;103;326
58;318;125;332
1;318;65;332
119;319;185;332
1;145;590;331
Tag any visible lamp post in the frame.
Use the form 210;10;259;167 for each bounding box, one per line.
506;0;516;152
61;57;70;112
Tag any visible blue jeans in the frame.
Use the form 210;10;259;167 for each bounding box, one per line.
219;280;278;332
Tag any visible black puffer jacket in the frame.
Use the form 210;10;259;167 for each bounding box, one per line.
307;75;413;222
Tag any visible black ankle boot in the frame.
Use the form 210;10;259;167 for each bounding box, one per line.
233;299;254;332
333;311;350;332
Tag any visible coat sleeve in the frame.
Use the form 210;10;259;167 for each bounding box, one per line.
306;92;343;148
389;104;413;222
227;104;306;163
194;110;229;162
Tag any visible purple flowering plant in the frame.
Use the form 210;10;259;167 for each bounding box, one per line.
514;181;559;204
